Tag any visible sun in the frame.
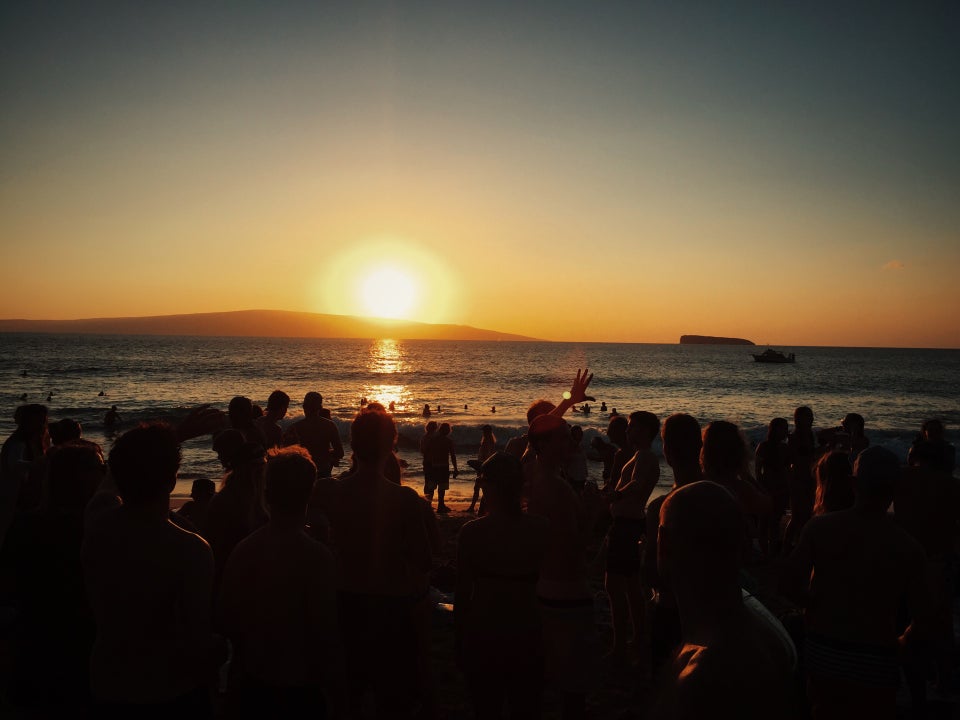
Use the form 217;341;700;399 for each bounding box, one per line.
360;265;419;319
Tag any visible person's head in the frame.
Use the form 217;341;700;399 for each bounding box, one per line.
528;414;570;464
350;408;397;465
570;425;583;443
264;446;317;518
853;446;899;512
45;439;104;511
794;406;813;429
303;391;324;415
921;418;944;442
841;413;865;436
213;429;248;470
767;417;789;443
15;404;47;435
190;478;216;502
658;481;745;594
526;400;556;425
814;451;854;515
661;413;702;476
909;439;943;468
479;452;525;514
265;390;290;418
607;414;628;447
439;422;451;437
627;411;660;448
109;423;181;506
228;396;255;429
481;424;494;441
701;421;747;480
424;421;438;434
49;418;82;446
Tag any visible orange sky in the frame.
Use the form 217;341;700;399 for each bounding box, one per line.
1;4;958;348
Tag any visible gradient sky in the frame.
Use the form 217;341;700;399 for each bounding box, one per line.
2;1;958;347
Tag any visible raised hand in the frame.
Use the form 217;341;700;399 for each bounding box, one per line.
566;368;595;404
176;404;227;442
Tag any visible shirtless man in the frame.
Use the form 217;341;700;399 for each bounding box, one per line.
218;446;340;716
652;481;797;719
283;391;343;477
526;412;595;719
254;390;289;449
603;411;660;662
782;446;928;719
423;422;458;513
643;413;703;674
456;452;549;717
82;423;222;715
330;408;433;716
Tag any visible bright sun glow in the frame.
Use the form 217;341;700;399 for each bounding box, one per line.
360;266;418;319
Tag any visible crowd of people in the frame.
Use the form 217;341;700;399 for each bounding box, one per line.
0;369;957;719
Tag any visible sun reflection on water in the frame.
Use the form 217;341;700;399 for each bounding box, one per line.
363;339;411;410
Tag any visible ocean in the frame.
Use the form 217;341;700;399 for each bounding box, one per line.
2;333;958;500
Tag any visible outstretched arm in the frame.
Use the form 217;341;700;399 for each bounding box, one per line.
176;405;227;443
551;368;595;418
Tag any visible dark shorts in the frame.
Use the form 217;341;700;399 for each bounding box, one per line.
423;466;450;494
606;516;646;575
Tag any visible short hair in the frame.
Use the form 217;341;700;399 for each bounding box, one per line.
853;446;899;504
350;409;397;463
303;392;323;414
46;439;104;510
767;417;789;441
841;413;865;433
228;396;254;425
570;424;583;440
190;478;216;500
607;415;628;446
15;404;47;431
109;423;181;505
526;399;556;425
439;422;451;436
265;446;317;515
49;418;82;445
480;452;524;511
660;481;745;568
701;421;746;477
266;390;290;412
628;411;660;439
425;421;438;433
661;413;702;468
794;406;813;426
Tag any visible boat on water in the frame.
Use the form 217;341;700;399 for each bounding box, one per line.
752;348;795;364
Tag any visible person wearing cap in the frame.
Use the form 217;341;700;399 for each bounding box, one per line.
781;446;928;719
526;411;596;718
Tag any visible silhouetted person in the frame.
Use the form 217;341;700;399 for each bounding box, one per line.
907;418;955;475
328;408;432;716
82;423;221;715
422;403;431;418
652;481;797;719
1;403;49;543
755;417;790;555
254;390;289;449
838;412;870;460
643;413;703;676
606;414;630;491
456;453;548;718
104;405;120;429
283;392;344;477
526;413;595;719
176;478;217;539
423;422;457;513
504;399;557;460
228;396;262;444
467;424;497;513
785;406;817;548
604;411;659;663
218;446;341;718
701;421;771;517
206;438;268;592
8;440;103;713
782;447;928;720
813;451;854;515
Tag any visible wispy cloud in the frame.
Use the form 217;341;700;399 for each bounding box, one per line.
882;260;905;271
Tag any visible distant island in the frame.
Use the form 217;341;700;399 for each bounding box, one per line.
0;310;538;342
680;334;755;346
